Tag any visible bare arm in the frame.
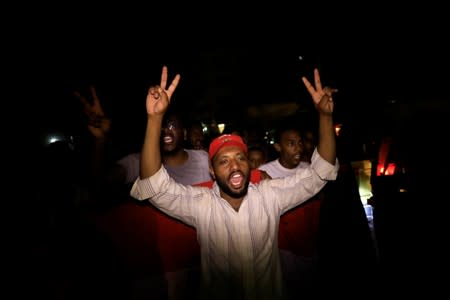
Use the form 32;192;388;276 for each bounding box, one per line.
140;66;181;179
302;68;336;165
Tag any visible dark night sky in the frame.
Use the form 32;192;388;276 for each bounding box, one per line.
22;12;448;154
34;43;448;125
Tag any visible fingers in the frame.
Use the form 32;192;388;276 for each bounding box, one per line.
166;74;180;97
303;69;337;95
76;95;93;117
323;86;338;93
148;86;162;99
74;91;88;106
150;66;180;99
302;77;316;95
75;86;101;108
90;85;99;102
302;68;323;94
314;68;322;91
160;66;180;97
324;87;337;104
160;66;168;90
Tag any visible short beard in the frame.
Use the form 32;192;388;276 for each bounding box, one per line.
215;175;250;199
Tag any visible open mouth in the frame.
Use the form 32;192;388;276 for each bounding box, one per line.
163;136;174;144
229;172;244;188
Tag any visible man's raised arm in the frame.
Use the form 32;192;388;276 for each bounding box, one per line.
140;66;181;178
302;68;337;165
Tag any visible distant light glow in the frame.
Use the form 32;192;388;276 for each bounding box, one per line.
47;134;62;145
351;160;373;205
376;163;396;176
202;123;208;133
334;124;342;136
218;123;225;134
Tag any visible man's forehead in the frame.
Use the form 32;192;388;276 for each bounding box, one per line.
216;145;247;156
163;114;183;125
164;114;180;122
281;130;301;139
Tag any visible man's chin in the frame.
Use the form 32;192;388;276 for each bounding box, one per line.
226;185;248;198
162;147;177;154
216;177;249;199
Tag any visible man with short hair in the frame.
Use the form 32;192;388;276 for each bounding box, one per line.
259;122;322;298
131;66;339;299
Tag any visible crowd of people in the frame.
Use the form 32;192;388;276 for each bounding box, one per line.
29;65;381;299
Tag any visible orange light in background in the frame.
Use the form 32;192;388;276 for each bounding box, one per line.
334;124;342;136
376;163;396;176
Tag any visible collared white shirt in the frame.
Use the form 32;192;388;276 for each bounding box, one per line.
131;149;338;299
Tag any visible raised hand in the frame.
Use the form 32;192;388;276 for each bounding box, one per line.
146;66;181;117
74;85;111;140
301;68;337;116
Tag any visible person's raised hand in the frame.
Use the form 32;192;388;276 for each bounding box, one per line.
146;66;180;117
302;68;337;116
75;85;111;140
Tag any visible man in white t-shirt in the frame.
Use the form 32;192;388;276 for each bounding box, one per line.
259;122;323;299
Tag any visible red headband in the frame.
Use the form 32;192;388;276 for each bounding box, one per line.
208;134;248;159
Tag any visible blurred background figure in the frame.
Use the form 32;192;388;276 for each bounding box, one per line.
247;144;267;170
300;126;318;164
185;119;207;151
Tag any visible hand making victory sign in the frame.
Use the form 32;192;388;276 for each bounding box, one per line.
301;68;337;165
146;65;181;117
74;85;112;140
302;68;337;116
140;66;181;178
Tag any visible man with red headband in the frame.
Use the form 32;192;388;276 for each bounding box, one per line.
131;66;339;299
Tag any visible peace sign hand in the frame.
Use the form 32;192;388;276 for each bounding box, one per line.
146;66;181;117
302;68;337;116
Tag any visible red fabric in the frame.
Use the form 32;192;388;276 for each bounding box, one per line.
208;134;248;159
93;169;321;275
92;201;161;276
194;180;214;188
250;168;262;183
278;196;322;257
93;200;200;274
153;207;200;271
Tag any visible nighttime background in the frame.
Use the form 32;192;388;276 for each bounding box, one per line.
10;7;450;299
18;9;448;160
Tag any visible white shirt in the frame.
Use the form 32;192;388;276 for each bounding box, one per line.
130;149;338;300
117;149;211;185
259;159;311;178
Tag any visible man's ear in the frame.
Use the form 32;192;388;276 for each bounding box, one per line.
209;165;216;180
208;160;216;180
274;143;281;153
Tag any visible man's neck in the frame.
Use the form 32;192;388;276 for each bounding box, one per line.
221;193;244;212
162;148;188;167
